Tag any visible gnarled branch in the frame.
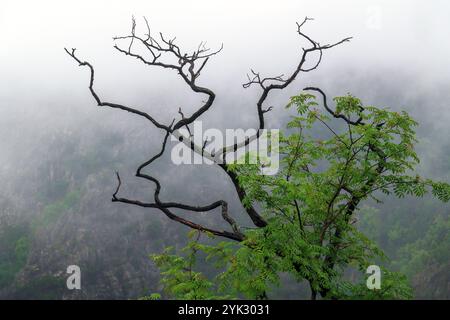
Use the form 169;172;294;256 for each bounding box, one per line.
66;16;350;240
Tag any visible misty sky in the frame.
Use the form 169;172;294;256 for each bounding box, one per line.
1;0;450;179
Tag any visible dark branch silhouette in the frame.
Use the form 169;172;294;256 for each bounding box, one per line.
65;16;351;243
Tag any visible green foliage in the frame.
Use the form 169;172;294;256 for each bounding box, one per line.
32;189;81;230
151;92;450;300
358;197;449;298
0;189;82;290
12;275;64;300
139;293;161;300
330;268;413;300
393;213;449;281
150;231;233;300
0;225;31;288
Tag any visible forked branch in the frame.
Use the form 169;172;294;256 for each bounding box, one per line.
65;16;351;240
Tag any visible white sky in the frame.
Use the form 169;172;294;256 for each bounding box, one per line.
0;0;449;132
1;0;449;82
0;0;449;186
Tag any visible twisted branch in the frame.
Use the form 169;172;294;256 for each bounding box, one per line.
65;16;351;239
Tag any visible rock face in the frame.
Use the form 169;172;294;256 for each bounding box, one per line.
1;103;449;299
0;166;190;299
0;110;238;300
0;125;189;299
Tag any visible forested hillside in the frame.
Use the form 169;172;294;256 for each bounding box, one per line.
0;87;448;299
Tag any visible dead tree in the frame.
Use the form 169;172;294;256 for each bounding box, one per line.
65;16;351;243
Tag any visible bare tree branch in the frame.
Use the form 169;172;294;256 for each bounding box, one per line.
111;125;244;241
64;48;171;131
303;87;364;125
66;16;351;239
228;17;351;156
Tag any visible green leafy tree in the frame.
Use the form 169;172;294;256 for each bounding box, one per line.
66;17;450;299
152;91;449;299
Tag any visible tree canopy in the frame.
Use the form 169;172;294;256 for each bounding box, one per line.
150;92;450;299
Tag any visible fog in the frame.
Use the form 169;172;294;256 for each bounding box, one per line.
2;0;450;159
0;0;449;299
2;0;449;200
